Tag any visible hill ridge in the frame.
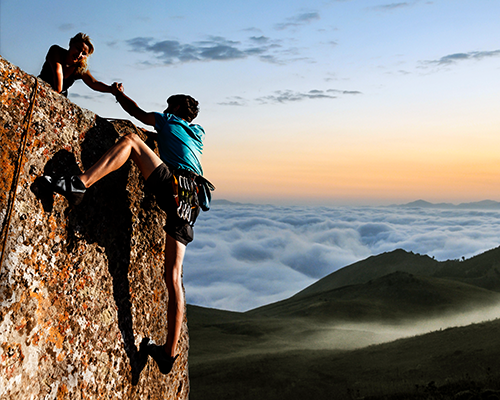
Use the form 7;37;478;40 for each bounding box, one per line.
291;246;500;300
393;199;500;209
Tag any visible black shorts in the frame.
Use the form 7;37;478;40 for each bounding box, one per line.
145;163;194;245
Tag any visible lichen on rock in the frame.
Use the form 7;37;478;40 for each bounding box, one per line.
0;55;189;399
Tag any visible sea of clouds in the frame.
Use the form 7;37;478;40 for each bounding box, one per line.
184;202;500;312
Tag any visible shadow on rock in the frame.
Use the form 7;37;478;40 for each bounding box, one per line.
37;117;149;385
30;149;82;213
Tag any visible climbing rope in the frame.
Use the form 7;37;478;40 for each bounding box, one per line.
0;77;39;271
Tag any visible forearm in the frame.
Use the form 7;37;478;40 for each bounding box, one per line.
111;83;155;126
89;81;113;93
82;72;113;93
115;91;141;117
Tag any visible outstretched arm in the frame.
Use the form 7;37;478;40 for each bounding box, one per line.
81;70;113;93
111;83;156;127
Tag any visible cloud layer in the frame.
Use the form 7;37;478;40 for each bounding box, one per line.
184;203;500;312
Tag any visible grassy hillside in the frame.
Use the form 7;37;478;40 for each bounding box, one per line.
292;249;440;298
187;247;500;399
248;271;500;322
293;247;500;299
435;246;500;291
189;318;500;400
188;270;500;363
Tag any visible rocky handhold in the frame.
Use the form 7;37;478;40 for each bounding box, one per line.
0;56;189;399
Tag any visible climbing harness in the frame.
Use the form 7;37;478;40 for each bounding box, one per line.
171;170;200;225
0;78;39;271
172;169;215;224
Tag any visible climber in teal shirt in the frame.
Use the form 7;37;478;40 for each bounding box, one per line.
42;82;213;376
153;111;204;176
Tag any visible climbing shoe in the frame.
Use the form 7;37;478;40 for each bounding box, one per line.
145;341;178;375
42;175;86;206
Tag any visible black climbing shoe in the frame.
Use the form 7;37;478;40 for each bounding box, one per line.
42;175;86;206
145;341;178;375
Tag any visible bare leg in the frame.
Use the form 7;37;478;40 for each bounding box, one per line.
163;234;186;357
78;132;162;188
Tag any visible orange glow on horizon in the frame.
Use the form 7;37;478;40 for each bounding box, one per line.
204;134;500;205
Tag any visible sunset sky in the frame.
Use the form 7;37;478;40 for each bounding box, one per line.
2;0;500;205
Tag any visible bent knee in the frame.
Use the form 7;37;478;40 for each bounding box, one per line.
120;132;146;152
123;132;141;144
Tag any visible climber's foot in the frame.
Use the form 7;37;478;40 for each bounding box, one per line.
41;175;86;206
145;340;178;375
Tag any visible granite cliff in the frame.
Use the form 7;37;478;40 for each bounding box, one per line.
0;56;189;399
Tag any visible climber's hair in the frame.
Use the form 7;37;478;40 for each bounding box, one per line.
69;32;94;55
69;33;94;74
167;95;199;122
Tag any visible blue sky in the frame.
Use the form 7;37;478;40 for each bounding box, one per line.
2;0;500;205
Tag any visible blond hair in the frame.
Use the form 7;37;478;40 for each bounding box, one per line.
69;33;94;74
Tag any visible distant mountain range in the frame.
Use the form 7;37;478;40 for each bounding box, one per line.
211;199;243;206
188;247;500;399
213;198;500;209
391;199;500;209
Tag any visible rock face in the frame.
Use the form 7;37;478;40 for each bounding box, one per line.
0;56;189;399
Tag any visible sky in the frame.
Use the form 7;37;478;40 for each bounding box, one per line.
1;0;500;206
186;202;500;311
1;1;500;313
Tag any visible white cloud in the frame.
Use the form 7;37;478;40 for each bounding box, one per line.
184;204;500;311
427;50;500;66
274;12;320;31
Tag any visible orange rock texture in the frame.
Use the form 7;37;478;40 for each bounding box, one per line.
0;56;189;399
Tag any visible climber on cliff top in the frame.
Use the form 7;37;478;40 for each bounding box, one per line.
39;33;114;97
42;82;214;375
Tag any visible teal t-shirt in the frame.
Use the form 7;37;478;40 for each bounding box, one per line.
153;112;204;175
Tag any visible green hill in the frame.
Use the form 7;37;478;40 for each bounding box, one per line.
292;246;500;298
435;246;500;291
291;249;440;297
247;271;500;322
189;318;500;400
187;247;500;399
